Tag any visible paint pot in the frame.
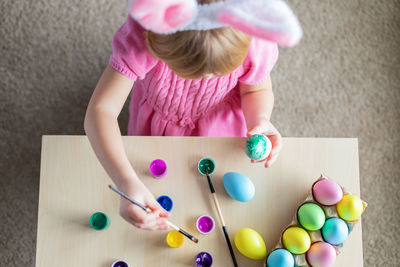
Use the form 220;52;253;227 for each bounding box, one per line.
150;159;167;178
166;230;184;248
157;195;173;212
89;212;109;230
111;260;129;267
198;157;216;175
195;252;213;267
196;215;215;234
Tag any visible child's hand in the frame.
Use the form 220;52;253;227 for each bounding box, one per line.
118;179;170;230
247;121;282;168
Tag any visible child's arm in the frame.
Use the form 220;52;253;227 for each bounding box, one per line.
239;76;282;168
84;66;169;230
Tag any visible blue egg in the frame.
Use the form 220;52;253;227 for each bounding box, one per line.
266;249;295;267
223;172;255;202
322;217;349;245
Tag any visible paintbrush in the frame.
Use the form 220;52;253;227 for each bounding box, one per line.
108;185;199;243
205;172;238;267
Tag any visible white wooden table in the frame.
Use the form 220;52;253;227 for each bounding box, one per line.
36;136;363;266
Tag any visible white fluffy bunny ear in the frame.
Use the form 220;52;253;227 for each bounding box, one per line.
128;0;197;33
217;0;303;47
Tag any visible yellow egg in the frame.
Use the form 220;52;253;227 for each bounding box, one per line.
337;194;364;221
234;228;267;260
282;227;311;254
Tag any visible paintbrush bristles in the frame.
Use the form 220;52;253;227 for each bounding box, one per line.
108;184;199;244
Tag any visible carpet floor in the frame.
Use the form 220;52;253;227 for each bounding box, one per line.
1;0;399;266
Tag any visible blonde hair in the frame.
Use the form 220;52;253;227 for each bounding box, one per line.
145;0;251;79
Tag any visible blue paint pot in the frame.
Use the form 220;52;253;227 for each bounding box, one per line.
157;195;173;212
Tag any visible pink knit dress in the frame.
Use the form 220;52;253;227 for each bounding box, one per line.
109;17;278;137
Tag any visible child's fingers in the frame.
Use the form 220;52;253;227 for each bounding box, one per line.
125;204;148;221
158;208;170;218
132;220;159;230
251;158;267;164
130;216;169;231
147;200;170;217
127;208;165;230
156;217;169;230
265;146;281;168
129;206;157;224
266;154;279;167
247;127;263;137
151;201;171;218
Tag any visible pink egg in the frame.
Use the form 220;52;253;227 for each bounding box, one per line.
306;242;337;267
312;179;343;206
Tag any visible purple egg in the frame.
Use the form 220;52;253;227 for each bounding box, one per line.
312;179;343;206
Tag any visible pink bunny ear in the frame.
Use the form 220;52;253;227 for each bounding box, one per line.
128;0;197;33
217;0;303;47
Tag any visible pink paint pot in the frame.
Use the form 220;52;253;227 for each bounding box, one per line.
149;159;167;178
196;215;215;234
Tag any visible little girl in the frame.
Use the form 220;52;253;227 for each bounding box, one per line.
84;0;302;231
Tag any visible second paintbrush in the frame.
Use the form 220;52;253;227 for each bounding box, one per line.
108;185;199;243
198;157;238;267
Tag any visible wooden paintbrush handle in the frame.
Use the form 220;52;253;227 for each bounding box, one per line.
212;193;226;226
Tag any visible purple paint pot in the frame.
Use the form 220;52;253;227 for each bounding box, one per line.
196;215;215;234
195;252;213;267
111;260;129;267
149;159;167;178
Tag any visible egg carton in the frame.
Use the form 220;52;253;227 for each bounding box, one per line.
265;174;367;267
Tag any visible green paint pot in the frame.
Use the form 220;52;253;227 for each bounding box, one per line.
198;157;216;175
90;212;110;230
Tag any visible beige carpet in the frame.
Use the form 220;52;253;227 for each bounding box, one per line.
1;0;399;266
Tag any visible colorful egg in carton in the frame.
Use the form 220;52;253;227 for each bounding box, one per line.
265;175;367;267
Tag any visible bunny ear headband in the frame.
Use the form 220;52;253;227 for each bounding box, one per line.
128;0;303;47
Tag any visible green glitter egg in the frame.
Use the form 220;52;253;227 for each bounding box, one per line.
198;157;216;175
244;134;272;161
